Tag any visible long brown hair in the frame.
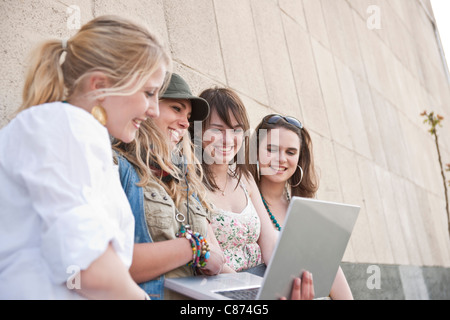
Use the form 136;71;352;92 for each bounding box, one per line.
193;87;251;192
250;114;319;198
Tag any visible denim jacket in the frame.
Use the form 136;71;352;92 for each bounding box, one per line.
115;154;165;300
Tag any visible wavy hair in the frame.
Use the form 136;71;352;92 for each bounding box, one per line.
18;15;171;112
113;118;210;210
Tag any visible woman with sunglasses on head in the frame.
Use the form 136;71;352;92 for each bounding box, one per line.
250;114;353;300
193;88;314;300
0;15;170;299
113;73;225;300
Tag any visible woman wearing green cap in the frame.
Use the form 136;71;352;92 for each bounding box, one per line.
114;73;313;300
113;73;225;300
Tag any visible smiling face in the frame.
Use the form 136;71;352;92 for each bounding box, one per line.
258;127;301;183
202;109;244;164
153;98;192;147
102;65;167;143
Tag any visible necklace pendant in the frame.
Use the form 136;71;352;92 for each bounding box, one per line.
175;210;186;223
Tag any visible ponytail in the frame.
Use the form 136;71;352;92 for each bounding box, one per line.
19;40;65;112
16;15;171;115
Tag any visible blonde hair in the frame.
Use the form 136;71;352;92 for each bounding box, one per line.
19;15;171;112
113;119;210;210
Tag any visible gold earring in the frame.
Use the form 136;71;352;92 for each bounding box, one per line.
91;105;107;126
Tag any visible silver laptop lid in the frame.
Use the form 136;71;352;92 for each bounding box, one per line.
257;197;360;299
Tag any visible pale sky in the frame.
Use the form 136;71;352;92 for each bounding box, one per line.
430;0;450;67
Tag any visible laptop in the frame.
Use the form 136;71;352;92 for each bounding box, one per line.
164;197;360;300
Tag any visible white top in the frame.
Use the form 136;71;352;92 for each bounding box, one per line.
0;102;135;299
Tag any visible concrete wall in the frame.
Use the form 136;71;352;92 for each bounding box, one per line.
1;0;449;298
341;262;450;300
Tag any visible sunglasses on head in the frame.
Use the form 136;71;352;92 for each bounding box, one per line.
265;115;303;130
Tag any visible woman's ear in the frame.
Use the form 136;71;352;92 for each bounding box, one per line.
87;71;110;102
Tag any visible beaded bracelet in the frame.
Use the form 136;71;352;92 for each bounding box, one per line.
176;224;210;270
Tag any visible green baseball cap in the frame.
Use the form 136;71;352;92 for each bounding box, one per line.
161;73;210;122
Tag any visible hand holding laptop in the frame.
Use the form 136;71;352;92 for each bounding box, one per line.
165;197;359;300
281;271;314;300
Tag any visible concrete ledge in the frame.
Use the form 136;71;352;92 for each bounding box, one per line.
341;262;450;300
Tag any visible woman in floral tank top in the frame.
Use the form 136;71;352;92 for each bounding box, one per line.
193;87;278;273
210;180;262;272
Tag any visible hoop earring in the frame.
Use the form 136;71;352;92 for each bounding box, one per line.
256;160;261;180
91;105;107;126
291;165;303;188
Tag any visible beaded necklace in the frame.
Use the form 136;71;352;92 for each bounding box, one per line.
261;195;281;231
260;186;291;231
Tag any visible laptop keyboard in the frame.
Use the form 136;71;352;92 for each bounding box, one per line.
215;287;260;300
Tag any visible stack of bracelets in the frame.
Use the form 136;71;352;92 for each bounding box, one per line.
176;224;210;270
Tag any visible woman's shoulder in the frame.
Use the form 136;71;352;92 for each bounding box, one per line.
18;101;96;123
240;173;259;196
9;102;107;142
114;151;134;171
143;176;171;196
1;102;111;163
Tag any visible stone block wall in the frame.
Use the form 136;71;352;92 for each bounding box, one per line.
1;0;449;299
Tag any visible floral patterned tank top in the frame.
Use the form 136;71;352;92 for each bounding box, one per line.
210;182;262;272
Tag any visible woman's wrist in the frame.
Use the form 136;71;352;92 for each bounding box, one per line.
176;224;210;271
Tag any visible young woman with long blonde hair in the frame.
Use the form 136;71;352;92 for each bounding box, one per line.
0;15;170;300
